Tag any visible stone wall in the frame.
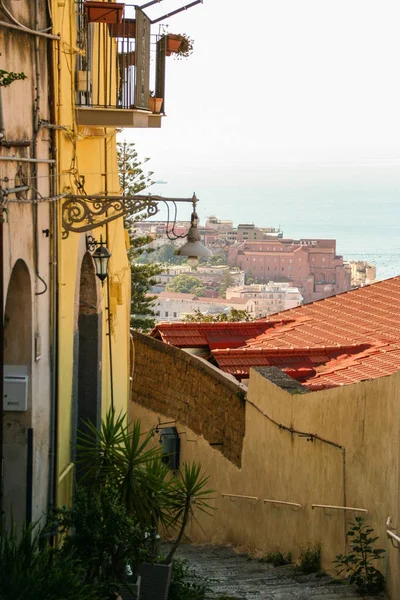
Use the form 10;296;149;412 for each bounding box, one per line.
130;332;245;467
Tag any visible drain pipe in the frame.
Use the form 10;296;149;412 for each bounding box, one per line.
47;12;59;514
0;87;4;141
0;20;60;40
0;191;4;524
104;138;114;409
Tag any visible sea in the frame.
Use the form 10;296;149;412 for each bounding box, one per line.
196;163;400;282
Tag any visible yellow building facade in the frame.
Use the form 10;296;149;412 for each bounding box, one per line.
52;0;169;506
1;0;189;518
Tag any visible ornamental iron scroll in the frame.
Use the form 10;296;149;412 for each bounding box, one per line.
62;193;197;237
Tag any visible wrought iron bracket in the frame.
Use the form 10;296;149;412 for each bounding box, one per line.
62;193;197;238
86;234;108;252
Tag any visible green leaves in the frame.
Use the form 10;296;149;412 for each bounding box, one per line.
76;410;215;566
77;408;163;527
166;274;206;296
117;142;164;331
0;519;98;599
164;462;214;564
0;70;27;87
183;308;253;323
333;516;385;594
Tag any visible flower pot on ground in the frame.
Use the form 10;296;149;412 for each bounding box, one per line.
119;575;141;600
138;562;172;600
84;1;124;24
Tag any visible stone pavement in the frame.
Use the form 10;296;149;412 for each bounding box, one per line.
174;544;386;600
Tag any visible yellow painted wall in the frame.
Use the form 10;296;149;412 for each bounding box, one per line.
132;336;400;599
52;0;131;505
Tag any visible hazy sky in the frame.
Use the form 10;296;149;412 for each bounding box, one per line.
123;0;400;226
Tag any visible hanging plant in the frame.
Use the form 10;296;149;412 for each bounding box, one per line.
167;33;194;59
0;70;27;87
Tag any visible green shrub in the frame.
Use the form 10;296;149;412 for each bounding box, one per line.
169;558;210;600
52;486;144;583
298;542;322;573
0;520;98;600
334;516;385;594
260;548;292;567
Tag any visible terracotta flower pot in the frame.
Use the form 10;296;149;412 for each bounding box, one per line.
148;97;163;113
84;1;124;24
166;34;181;56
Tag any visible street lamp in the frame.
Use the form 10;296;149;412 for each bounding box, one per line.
86;235;112;284
175;198;212;267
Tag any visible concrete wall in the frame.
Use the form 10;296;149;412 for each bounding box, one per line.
131;336;400;599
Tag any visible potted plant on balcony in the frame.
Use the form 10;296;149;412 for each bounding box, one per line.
84;1;125;24
166;33;194;59
148;91;163;114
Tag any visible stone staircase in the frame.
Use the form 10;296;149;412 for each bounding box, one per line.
174;544;386;600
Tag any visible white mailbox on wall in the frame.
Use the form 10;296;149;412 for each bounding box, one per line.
4;366;29;412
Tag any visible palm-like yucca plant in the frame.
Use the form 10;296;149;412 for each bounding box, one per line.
76;407;126;484
77;410;215;565
77;408;163;527
164;462;214;564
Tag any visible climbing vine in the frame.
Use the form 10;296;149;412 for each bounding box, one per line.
0;69;27;87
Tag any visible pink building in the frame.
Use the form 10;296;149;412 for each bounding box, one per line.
228;239;350;304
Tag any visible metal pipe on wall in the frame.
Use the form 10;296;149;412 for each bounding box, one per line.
47;10;59;514
0;20;60;40
104;138;114;409
0;156;55;164
0;195;4;523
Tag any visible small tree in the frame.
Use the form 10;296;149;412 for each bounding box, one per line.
334;516;385;594
136;243;184;266
166;274;206;296
183;308;253;323
202;250;227;266
117;142;162;331
218;271;235;297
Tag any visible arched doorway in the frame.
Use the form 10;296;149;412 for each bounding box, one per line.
3;259;32;526
73;253;102;475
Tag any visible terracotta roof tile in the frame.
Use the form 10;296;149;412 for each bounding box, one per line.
151;277;400;389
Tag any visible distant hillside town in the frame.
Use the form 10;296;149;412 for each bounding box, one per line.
134;215;376;322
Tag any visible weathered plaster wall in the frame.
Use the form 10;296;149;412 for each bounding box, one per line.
1;3;52;524
131;336;400;599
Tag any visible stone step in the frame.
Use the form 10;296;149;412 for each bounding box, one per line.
172;544;386;600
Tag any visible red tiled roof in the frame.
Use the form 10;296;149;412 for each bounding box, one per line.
151;276;400;389
151;321;291;349
218;276;400;387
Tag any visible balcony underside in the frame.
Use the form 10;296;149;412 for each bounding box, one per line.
76;107;162;128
